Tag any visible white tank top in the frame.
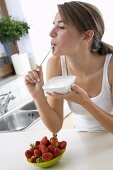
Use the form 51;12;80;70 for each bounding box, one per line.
60;54;113;132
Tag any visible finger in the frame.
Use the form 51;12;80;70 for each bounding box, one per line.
71;84;86;95
25;75;34;83
39;65;44;81
46;92;53;97
34;64;40;71
71;84;81;92
27;71;37;83
31;69;40;81
34;65;43;82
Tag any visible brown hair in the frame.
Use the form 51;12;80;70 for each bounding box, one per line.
58;1;113;55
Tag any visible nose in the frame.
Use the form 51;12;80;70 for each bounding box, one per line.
49;27;57;38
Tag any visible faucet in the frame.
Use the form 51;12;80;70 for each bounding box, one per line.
0;91;15;116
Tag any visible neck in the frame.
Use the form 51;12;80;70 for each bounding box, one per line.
66;52;105;76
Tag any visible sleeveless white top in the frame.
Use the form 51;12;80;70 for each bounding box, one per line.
60;54;113;132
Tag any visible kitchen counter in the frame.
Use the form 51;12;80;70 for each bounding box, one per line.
0;122;113;170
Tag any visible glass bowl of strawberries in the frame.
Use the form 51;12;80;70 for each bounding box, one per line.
25;135;67;168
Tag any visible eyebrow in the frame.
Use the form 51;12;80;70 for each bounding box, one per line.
53;20;64;24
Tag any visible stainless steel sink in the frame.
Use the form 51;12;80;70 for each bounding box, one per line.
0;101;40;132
20;101;37;110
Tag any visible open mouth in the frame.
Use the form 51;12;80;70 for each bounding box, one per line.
51;44;56;51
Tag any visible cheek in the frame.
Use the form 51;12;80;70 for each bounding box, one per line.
61;35;75;49
53;35;72;55
66;33;82;49
58;33;72;48
52;31;82;55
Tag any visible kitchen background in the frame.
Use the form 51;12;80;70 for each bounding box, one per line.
0;0;113;112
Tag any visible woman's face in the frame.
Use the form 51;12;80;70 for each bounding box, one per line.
49;12;84;57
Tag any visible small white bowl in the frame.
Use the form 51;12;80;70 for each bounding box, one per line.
42;75;76;94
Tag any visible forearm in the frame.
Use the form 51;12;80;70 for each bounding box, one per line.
33;92;63;134
82;99;113;133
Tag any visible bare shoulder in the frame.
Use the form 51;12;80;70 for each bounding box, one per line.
46;56;62;80
108;54;113;86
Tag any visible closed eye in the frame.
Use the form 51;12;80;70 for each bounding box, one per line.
59;26;65;29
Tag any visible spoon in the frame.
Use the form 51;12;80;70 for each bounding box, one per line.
34;45;53;71
40;45;53;65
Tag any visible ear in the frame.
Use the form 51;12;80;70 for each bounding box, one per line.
83;30;94;43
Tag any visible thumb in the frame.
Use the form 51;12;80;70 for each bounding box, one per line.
71;84;81;93
39;65;44;81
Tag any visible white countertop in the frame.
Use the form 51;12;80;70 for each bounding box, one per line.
0;122;113;170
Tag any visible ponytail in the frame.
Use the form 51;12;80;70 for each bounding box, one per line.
91;38;113;55
98;41;113;55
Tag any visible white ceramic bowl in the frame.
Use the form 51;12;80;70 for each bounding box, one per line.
42;75;76;94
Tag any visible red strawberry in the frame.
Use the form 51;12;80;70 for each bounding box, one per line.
35;141;40;147
25;150;32;159
48;144;56;153
29;155;36;163
42;152;53;161
40;145;48;153
50;137;59;147
40;136;48;145
29;147;35;155
59;141;67;149
34;149;41;158
53;148;62;158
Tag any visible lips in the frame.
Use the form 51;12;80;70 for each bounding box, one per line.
51;43;56;51
51;42;56;47
51;44;55;49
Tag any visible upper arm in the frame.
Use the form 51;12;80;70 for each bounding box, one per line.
46;56;64;120
108;54;113;99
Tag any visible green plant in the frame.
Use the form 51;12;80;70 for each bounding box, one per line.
0;16;30;43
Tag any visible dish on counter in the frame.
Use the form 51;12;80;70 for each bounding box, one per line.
27;148;66;168
25;135;67;168
42;75;76;94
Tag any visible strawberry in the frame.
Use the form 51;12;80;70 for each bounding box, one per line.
40;136;48;145
42;152;53;161
48;144;56;153
35;141;40;147
53;148;62;158
34;149;41;158
59;141;67;149
40;145;48;153
29;155;36;163
25;150;32;159
50;137;59;147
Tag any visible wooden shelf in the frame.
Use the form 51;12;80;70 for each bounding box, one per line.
0;64;15;78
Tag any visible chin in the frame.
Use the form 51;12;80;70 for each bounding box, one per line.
52;50;64;57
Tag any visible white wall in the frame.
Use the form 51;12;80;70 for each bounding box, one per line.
20;0;58;66
5;0;113;71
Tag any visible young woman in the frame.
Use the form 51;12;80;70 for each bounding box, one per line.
25;1;113;133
